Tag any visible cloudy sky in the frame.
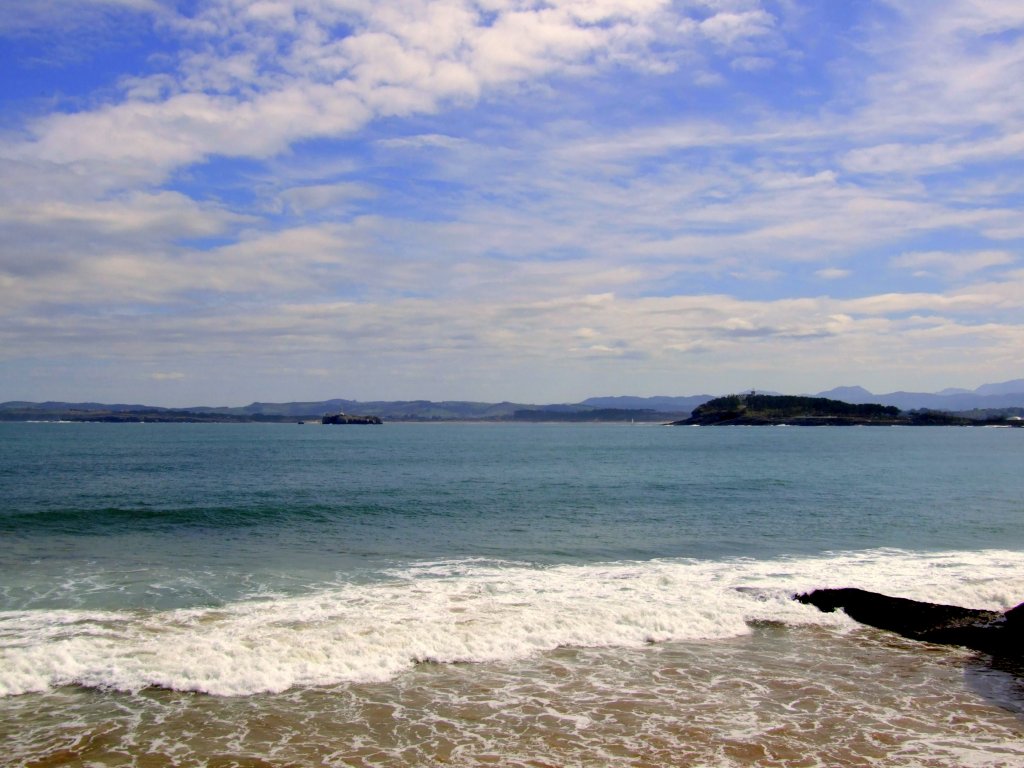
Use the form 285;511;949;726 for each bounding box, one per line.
2;0;1022;406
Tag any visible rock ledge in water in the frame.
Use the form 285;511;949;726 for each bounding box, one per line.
796;588;1024;658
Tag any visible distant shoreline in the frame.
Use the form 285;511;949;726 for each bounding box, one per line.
5;415;1023;427
2;390;1023;425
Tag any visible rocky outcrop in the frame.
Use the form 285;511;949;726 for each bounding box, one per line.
669;394;1016;426
321;413;382;425
796;588;1024;657
674;394;903;426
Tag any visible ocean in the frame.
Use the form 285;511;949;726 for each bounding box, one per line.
1;421;1022;767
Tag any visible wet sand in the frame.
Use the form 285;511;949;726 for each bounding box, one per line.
6;624;1023;767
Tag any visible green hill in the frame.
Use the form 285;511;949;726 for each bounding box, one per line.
675;393;910;425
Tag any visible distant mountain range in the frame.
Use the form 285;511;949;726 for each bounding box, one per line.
813;379;1024;412
2;379;1022;421
579;380;1024;415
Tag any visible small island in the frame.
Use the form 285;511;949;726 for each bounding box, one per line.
670;393;1021;426
321;412;383;425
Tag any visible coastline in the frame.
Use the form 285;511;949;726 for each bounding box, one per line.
670;416;1024;426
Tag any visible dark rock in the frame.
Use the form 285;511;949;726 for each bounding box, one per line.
668;393;998;426
796;588;1024;657
321;412;382;425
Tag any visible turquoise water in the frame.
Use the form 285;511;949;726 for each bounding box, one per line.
1;422;1022;766
2;422;1022;610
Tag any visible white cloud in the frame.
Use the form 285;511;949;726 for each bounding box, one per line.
279;182;377;215
699;10;776;47
4;263;1023;400
890;250;1017;279
842;131;1024;175
3;0;1024;402
8;0;792;187
17;87;375;186
0;191;244;237
851;0;1024;137
842;290;1011;316
815;268;851;280
376;133;468;150
0;0;167;35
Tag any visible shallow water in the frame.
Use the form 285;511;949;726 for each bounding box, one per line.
5;627;1023;767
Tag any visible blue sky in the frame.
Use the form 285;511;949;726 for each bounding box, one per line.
1;0;1022;406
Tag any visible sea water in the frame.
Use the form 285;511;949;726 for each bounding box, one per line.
1;422;1022;766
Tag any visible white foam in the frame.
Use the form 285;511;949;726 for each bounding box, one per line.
1;549;1022;697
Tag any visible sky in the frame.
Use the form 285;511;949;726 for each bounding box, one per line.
1;0;1023;406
